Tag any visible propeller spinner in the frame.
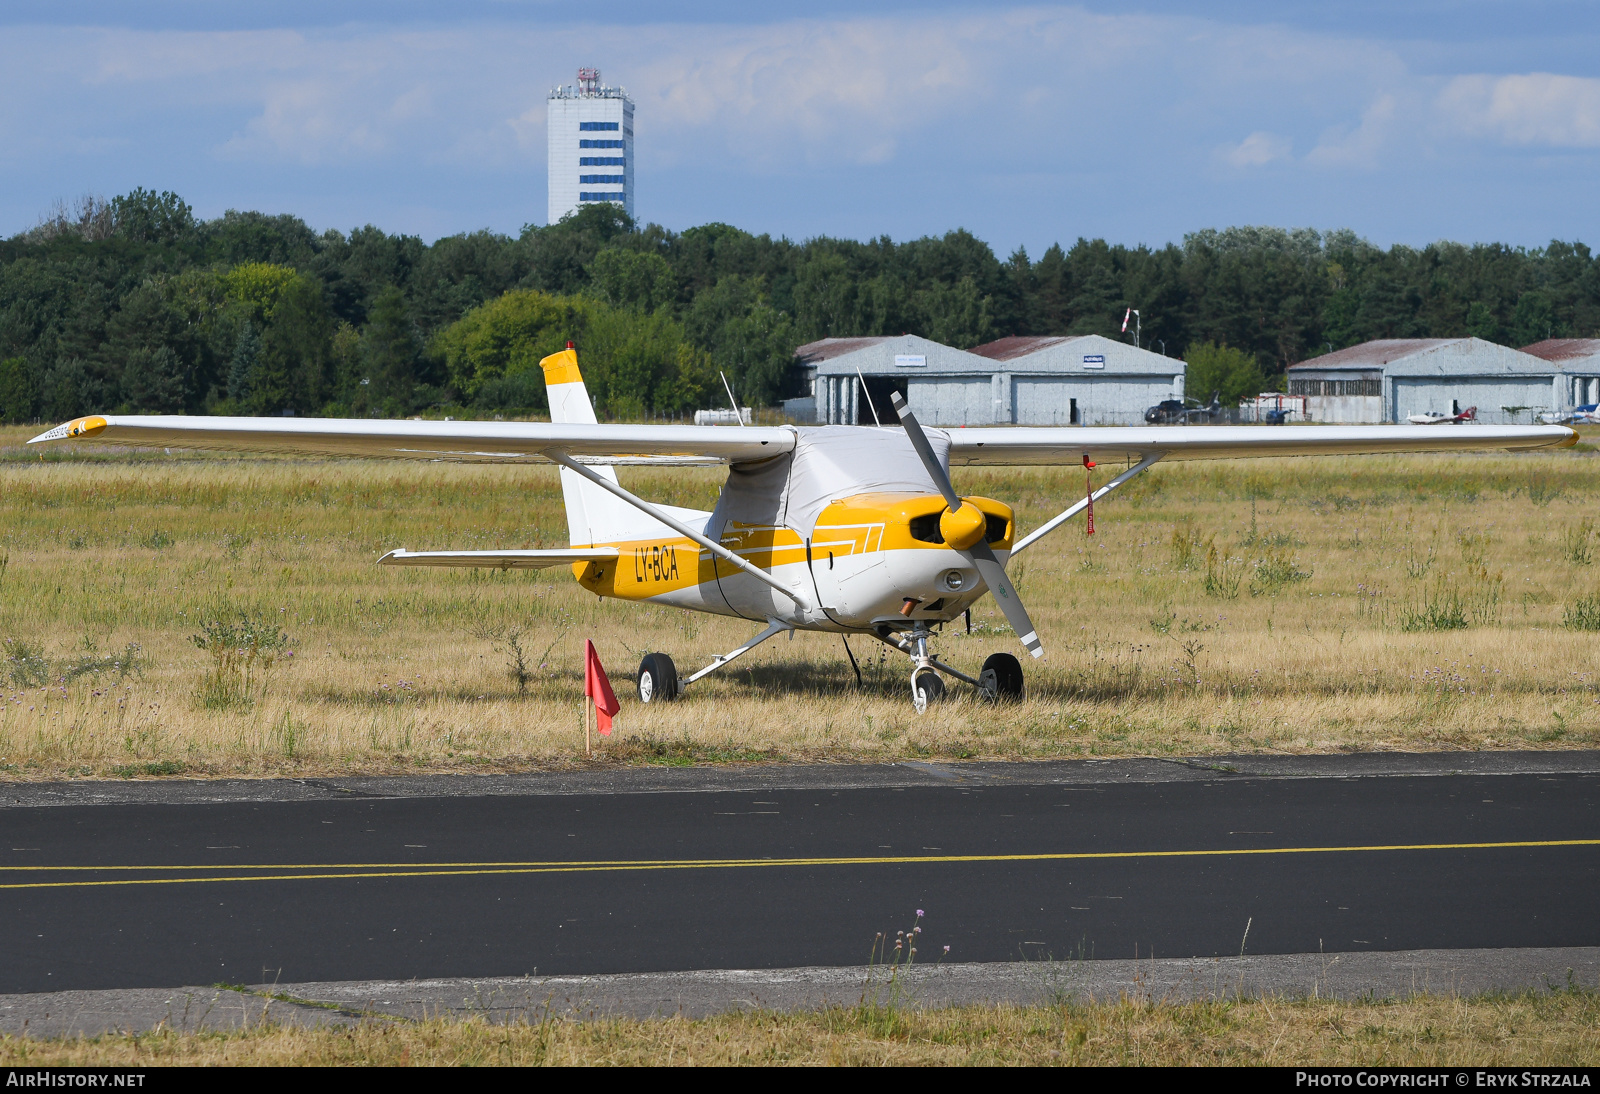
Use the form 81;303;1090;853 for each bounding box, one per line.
889;391;1044;660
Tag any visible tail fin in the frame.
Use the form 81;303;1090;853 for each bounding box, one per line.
540;345;633;547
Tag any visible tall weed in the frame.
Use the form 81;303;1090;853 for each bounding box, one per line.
1170;521;1203;571
191;615;292;711
3;638;50;686
1203;539;1242;599
1249;549;1311;596
1563;520;1594;565
1564;596;1600;632
1400;568;1503;631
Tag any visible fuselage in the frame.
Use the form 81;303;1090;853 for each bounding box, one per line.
573;491;1014;633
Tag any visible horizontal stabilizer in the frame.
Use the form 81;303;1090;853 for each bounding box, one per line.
377;547;619;570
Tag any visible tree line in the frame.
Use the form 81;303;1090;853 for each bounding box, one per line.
2;189;1598;424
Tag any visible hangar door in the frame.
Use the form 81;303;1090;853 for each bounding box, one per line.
907;378;993;426
1014;378;1172;426
1391;378;1554;424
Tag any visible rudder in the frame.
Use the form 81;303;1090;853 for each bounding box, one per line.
540;345;635;546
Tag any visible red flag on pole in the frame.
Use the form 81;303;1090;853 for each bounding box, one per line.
1121;307;1131;334
584;639;620;735
1083;455;1096;536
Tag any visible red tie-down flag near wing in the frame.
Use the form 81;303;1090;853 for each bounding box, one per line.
584;639;621;735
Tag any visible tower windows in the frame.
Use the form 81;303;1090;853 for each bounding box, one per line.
579;121;620;131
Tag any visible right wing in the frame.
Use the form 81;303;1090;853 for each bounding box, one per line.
377;547;619;570
944;423;1577;465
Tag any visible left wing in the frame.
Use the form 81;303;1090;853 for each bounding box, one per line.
944;423;1577;465
28;415;794;466
378;547;618;570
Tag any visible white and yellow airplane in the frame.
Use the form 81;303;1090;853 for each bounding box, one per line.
31;346;1578;710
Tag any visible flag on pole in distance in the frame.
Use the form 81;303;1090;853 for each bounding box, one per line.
1121;307;1132;334
584;639;621;735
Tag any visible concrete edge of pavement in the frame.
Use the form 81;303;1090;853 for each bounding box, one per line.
2;947;1596;1037
3;750;1598;810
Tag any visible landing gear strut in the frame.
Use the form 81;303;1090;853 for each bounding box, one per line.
876;623;1025;712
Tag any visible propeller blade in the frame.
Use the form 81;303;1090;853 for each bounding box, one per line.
888;390;962;513
889;391;1042;658
969;541;1043;659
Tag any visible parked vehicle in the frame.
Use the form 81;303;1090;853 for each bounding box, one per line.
1144;392;1222;425
1143;399;1186;425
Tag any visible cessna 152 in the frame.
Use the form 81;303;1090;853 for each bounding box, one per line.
30;346;1577;711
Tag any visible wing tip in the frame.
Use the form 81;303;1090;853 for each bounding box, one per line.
29;416;107;445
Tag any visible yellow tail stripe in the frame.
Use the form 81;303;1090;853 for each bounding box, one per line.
539;347;582;386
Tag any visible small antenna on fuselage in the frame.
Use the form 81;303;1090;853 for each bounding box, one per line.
718;370;746;426
855;365;882;427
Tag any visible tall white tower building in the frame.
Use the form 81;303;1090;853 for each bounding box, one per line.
547;67;634;224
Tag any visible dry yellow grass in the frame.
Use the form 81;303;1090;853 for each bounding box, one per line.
1;423;1597;779
3;992;1598;1065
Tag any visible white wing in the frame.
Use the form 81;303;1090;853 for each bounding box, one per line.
945;423;1576;465
28;415;793;465
30;415;1577;468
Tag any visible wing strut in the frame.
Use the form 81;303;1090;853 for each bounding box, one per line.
681;617;793;689
547;451;811;609
1010;452;1164;557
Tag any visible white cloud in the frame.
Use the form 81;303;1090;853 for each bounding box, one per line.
1305;93;1398;169
1220;131;1292;168
0;10;1405;174
3;7;1600;243
1438;72;1600;148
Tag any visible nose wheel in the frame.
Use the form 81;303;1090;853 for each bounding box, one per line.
878;624;1025;712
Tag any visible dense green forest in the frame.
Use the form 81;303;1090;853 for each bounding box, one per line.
2;188;1598;424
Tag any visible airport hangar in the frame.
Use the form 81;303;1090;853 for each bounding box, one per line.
790;334;1186;426
1522;339;1600;408
1286;337;1600;424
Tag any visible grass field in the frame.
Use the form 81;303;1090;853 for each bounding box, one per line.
3;989;1597;1065
1;423;1597;779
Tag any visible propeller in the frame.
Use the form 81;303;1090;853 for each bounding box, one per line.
889;391;1043;659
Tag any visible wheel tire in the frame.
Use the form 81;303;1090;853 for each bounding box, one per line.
979;653;1024;702
637;653;680;703
911;669;945;713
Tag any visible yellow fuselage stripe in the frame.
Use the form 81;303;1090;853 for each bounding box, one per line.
3;837;1594;890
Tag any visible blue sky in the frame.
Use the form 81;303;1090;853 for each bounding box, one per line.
3;2;1598;254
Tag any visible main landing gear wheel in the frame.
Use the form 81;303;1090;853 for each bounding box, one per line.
637;652;680;703
979;653;1024;703
911;669;945;714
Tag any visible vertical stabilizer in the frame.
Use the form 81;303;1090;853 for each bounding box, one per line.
540;346;632;546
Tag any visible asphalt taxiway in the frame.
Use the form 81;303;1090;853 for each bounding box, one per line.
2;752;1596;1006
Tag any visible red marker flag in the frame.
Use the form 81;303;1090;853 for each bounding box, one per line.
584;639;620;735
1121;307;1131;334
1083;454;1097;536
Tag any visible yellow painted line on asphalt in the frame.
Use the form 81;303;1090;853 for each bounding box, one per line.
0;838;1596;891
